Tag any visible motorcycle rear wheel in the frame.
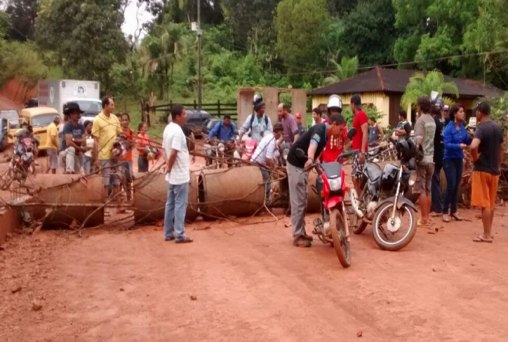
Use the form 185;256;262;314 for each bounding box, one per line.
372;202;416;251
329;207;351;268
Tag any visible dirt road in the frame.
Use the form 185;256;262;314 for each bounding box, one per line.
1;207;508;341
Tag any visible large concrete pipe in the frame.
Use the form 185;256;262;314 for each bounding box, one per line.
198;166;265;218
22;174;105;228
0;206;20;243
133;172;199;224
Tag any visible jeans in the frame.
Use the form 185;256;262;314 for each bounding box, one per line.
83;155;92;175
261;168;271;202
63;147;81;174
443;158;463;214
163;182;189;240
431;163;443;213
287;163;308;239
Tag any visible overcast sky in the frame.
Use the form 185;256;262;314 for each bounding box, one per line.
121;1;154;40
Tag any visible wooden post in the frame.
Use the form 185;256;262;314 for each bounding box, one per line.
193;100;197;109
217;100;221;117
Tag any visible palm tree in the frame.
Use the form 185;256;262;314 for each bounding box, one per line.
401;70;459;109
323;56;359;85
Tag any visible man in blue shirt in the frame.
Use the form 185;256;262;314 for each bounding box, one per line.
208;115;237;141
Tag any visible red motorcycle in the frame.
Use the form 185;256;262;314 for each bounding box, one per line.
296;148;354;268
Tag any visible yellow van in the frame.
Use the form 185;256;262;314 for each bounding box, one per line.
19;107;60;151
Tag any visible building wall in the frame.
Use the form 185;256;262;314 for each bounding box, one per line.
312;92;391;127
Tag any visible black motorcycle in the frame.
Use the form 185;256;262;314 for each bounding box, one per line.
348;139;418;251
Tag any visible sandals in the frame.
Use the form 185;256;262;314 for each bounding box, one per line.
451;213;463;221
473;235;493;243
442;214;451;223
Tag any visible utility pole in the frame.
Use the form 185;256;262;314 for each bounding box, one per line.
197;0;203;112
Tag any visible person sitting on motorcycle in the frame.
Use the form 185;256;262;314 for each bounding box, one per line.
368;117;384;147
61;102;86;174
392;110;412;141
238;94;273;143
207;114;237;142
251;123;284;202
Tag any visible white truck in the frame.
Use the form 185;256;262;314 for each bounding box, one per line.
38;80;102;122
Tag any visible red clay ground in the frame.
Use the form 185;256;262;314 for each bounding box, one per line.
1;207;508;341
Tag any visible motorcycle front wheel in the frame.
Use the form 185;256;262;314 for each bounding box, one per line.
372;202;416;251
329;207;351;268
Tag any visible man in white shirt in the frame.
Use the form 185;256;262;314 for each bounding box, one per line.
251;123;284;202
162;104;192;243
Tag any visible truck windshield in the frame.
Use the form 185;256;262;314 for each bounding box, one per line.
0;110;20;129
75;100;102;116
32;114;59;128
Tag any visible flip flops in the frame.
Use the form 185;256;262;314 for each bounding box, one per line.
473;235;493;243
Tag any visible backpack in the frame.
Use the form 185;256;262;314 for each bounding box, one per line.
249;113;269;133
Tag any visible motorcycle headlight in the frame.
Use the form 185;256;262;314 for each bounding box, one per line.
328;177;342;191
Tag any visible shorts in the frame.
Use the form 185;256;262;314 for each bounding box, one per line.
471;171;499;209
413;162;435;195
352;153;365;178
100;159;121;187
47;149;58;170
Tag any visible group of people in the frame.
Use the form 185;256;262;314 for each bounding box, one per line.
413;96;503;243
44;97;158;209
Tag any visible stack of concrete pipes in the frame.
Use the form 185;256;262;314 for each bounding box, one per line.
1;166;321;229
134;166;321;224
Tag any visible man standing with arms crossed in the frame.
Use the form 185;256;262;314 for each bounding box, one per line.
162;104;192;243
350;94;369;195
470;102;504;243
92;96;122;200
413;96;437;228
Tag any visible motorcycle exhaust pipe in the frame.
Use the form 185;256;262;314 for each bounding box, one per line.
349;189;364;218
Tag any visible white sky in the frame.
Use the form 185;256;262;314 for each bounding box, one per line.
121;1;154;40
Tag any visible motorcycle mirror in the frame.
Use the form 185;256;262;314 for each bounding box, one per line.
347;128;357;140
295;148;306;159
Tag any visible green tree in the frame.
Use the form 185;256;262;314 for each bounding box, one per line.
463;0;508;88
5;0;39;41
0;40;48;89
401;70;459;109
276;0;330;84
341;0;396;66
140;22;187;98
35;0;128;91
323;56;359;85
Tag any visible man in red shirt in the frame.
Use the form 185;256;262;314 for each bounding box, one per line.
350;94;369;194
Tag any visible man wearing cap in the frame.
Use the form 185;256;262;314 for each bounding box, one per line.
251;122;284;201
239;95;273;143
277;103;299;144
92;96;122;199
61;102;85;174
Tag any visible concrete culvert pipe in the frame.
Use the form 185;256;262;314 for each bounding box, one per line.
133;172;199;224
198;166;265;218
22;174;105;228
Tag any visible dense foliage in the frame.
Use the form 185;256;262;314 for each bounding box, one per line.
0;0;506;106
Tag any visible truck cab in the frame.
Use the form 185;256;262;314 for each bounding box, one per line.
19;107;60;151
67;98;102;123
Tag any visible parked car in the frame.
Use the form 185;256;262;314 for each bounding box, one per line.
19;107;60;151
0;109;20;144
182;109;211;138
